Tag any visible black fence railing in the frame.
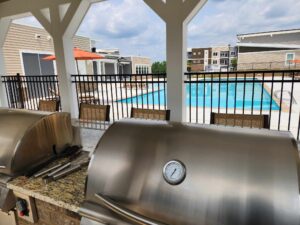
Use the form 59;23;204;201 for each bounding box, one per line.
1;74;60;110
71;74;167;121
3;71;300;140
185;70;300;139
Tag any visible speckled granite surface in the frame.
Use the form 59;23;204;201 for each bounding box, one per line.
7;154;89;213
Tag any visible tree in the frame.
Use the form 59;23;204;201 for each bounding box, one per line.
152;61;166;73
231;58;238;71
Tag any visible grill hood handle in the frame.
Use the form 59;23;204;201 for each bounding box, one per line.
95;193;167;225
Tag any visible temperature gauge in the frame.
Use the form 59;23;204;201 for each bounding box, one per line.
163;160;186;185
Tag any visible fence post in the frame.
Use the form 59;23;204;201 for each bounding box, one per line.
0;75;8;107
16;73;24;109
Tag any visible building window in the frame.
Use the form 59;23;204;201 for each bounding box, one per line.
193;52;197;55
213;60;218;64
213;52;218;56
230;52;236;56
220;59;228;65
21;52;55;99
136;65;149;74
198;52;201;55
220;51;229;58
22;52;55;75
286;53;295;66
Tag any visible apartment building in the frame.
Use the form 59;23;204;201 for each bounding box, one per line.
4;23;152;77
189;45;237;72
237;29;300;70
92;47;152;75
210;45;237;72
190;48;212;72
3;22;92;75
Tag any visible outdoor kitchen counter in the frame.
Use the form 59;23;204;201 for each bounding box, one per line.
7;156;88;213
6;120;110;214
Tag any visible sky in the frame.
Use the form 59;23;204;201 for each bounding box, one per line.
14;0;300;62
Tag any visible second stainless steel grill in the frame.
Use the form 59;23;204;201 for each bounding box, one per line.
80;119;300;225
0;108;73;177
0;108;73;214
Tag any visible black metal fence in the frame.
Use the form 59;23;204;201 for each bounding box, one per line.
71;74;167;121
185;70;300;139
3;71;300;140
1;74;60;110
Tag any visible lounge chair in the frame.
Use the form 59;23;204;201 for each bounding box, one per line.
79;103;110;122
210;112;270;129
38;100;59;112
131;108;170;121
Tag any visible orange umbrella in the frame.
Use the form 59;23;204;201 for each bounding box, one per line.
43;47;104;74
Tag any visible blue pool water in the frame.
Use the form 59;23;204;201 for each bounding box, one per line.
119;81;280;110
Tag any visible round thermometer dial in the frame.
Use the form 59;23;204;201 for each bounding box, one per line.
163;160;186;185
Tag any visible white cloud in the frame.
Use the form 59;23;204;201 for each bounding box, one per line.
78;0;166;61
13;0;300;61
188;0;300;48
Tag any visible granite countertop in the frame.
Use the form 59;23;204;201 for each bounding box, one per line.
7;154;89;213
6;121;110;213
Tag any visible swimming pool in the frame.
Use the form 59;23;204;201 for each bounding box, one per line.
119;80;280;110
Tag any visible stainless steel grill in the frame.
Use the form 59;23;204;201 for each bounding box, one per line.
0;108;73;213
80;119;300;225
0;108;73;176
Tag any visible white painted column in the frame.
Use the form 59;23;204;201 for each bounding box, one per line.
102;62;106;75
97;61;102;75
166;22;187;122
32;0;102;117
114;62;118;75
0;17;11;107
52;35;78;115
144;0;207;122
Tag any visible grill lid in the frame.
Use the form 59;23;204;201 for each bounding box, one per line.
0;108;73;176
82;119;300;225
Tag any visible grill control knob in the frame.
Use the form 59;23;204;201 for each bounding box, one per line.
16;199;29;217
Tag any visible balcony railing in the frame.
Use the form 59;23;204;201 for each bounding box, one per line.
185;70;300;140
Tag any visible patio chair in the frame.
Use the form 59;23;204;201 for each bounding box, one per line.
38;100;59;112
79;103;110;122
210;112;270;129
131;108;171;121
76;82;99;104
